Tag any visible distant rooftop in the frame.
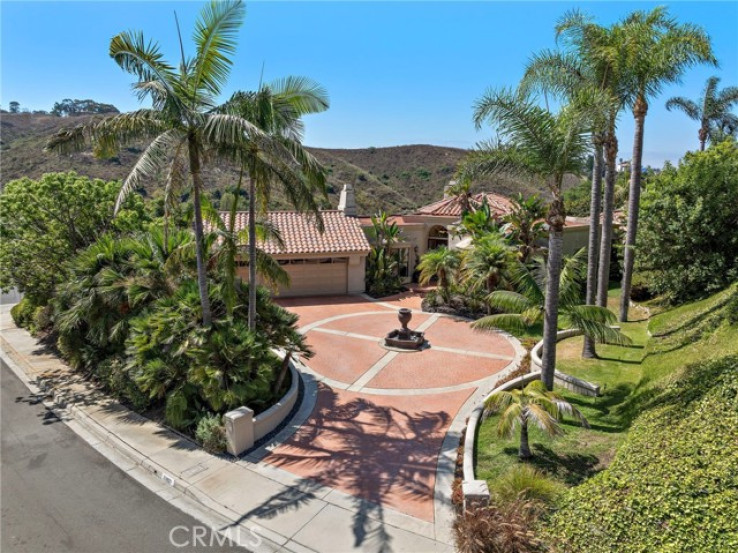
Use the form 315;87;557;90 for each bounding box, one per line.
416;192;514;218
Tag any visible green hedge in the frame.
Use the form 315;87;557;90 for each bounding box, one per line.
543;354;738;552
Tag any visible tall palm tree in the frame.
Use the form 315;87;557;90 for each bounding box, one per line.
46;0;253;327
472;249;631;349
524;12;627;358
466;89;590;389
666;76;738;151
553;11;630;329
417;247;461;302
219;78;329;331
485;379;589;460
618;7;715;322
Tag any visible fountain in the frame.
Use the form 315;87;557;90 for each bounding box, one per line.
384;308;427;350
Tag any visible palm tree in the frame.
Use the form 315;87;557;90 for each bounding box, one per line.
417;247;461;302
46;0;252;327
219;78;329;331
666;76;738;151
551;11;630;338
502;193;547;263
472;249;631;350
618;7;715;322
466;89;590;389
485;379;589;460
462;234;516;295
522;12;627;358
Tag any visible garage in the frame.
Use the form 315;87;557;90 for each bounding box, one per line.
277;258;348;297
220;209;370;298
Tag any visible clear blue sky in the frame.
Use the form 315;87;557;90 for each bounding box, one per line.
2;1;737;167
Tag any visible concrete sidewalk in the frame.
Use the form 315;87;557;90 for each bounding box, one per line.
0;309;455;553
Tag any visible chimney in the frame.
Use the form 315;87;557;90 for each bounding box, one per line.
444;179;457;199
337;183;357;217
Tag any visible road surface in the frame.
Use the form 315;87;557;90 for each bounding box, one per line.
1;359;247;553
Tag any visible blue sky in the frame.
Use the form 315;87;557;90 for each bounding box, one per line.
2;1;737;167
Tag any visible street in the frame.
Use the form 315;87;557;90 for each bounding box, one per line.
1;359;246;553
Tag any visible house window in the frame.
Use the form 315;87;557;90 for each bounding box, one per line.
427;225;448;250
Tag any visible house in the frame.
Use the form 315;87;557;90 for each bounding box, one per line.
217;181;619;297
357;185;514;284
222;209;370;297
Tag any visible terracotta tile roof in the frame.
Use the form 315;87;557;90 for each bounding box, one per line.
416;192;514;218
217;210;371;256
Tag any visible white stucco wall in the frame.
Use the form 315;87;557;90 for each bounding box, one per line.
347;255;367;294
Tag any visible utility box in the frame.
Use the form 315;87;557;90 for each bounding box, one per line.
224;406;255;456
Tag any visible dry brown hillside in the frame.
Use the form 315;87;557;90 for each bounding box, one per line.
1;112;572;214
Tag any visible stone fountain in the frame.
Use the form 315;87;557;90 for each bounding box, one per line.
384;308;427;350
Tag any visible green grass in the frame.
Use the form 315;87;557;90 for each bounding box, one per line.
475;285;738;507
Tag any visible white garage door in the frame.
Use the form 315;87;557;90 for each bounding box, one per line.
278;258;348;297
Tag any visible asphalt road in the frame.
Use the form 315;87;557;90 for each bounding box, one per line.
1;360;247;553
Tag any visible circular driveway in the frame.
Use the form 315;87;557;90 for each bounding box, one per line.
265;294;523;525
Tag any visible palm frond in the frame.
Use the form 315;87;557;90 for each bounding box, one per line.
472;313;530;335
192;0;245;96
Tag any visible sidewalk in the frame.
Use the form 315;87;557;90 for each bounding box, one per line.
0;308;455;553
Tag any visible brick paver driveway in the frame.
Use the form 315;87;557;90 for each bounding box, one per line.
267;293;523;526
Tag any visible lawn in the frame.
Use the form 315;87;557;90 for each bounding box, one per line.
474;285;738;502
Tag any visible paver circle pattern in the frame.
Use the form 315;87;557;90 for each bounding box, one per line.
266;294;522;525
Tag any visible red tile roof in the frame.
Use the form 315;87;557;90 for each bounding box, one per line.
416;192;514;218
217;210;371;256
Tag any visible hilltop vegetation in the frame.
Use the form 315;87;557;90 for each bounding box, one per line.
0;112;564;214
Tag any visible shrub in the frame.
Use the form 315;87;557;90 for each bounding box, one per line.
453;501;544;553
489;464;564;506
636;140;738;302
10;297;37;330
97;357;151;412
196;413;227;454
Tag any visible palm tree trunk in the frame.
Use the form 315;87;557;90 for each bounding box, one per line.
619;99;647;322
541;198;564;390
583;137;604;358
596;127;618;308
519;416;532;459
188;136;212;327
247;171;257;331
699;125;707;151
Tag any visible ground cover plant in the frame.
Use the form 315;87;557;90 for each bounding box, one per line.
474;286;738;551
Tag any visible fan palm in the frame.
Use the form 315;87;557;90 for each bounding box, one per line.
464;88;590;389
218;78;329;330
472;249;631;352
485;379;589;460
618;7;715;322
417;247;461;302
667;77;738;151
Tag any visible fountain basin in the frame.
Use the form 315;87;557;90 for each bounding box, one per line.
384;308;428;350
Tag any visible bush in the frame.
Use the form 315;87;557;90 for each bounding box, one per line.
636;140;738;302
10;297;37;330
196;413;227;454
454;501;544;553
97;357;151;412
489;464;564;506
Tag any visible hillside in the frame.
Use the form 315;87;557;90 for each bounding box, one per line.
1;112;566;214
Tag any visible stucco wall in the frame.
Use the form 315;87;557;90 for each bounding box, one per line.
347;255;366;294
